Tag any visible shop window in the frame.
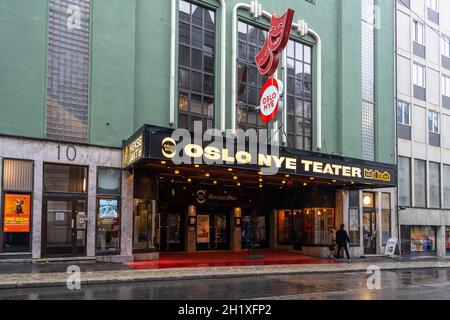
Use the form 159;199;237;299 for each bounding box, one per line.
133;199;157;252
1;159;33;253
178;0;216;132
410;226;436;255
43;164;88;194
348;190;360;246
381;193;391;245
286;40;313;151
236;21;267;131
96;168;121;255
303;208;334;246
277;210;293;244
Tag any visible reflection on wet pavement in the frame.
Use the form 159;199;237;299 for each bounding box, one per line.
1;268;450;300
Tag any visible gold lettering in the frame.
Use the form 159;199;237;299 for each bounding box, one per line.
332;165;342;175
236;151;252;164
342;166;351;177
302;160;313;171
222;149;235;163
272;156;286;168
323;164;334;175
286;158;297;170
258;154;272;167
352;167;362;178
184;144;203;158
313;162;323;173
204;146;221;161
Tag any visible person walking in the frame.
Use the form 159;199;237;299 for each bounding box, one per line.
336;224;351;262
328;229;337;260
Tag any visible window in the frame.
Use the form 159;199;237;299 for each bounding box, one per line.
410;226;436;254
413;63;425;88
397;101;411;125
412;20;424;45
43;164;88;194
442;36;450;58
236;22;267;131
1;159;33;253
429;162;441;208
428;111;440;134
286;40;313;151
427;0;438;12
46;0;90;143
178;1;216;131
96;168;121;255
398;157;411;206
414;159;427;207
277;210;293;244
381;193;391;245
442;75;450;97
446;227;450;256
302;208;334;246
444;165;450;209
348;190;360;246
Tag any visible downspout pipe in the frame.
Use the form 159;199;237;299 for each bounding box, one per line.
169;0;176;125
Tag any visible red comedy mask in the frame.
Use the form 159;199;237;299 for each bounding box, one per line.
255;9;294;77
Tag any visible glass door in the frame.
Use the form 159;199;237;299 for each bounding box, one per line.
44;199;87;256
197;210;230;251
159;212;184;252
363;209;377;255
212;214;227;250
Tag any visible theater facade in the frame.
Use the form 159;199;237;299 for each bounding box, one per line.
0;0;396;261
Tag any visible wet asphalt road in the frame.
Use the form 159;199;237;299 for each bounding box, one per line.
1;268;450;300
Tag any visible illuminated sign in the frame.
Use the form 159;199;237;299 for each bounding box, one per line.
3;194;31;233
255;9;295;77
122;134;144;167
259;78;283;123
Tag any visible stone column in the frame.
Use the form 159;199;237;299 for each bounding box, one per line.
186;205;196;252
437;225;446;257
32;160;43;259
86;165;97;257
232;207;242;251
120;170;133;260
270;210;277;249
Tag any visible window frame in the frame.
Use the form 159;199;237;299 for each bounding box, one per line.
412;20;425;45
442;75;450;97
397;101;411;126
427;0;438;12
413;63;426;88
428;110;440;134
442;36;450;58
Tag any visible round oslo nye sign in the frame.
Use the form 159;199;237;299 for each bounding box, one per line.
259;78;283;123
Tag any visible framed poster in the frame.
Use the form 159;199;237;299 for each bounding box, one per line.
98;199;119;219
197;215;210;243
3;194;31;233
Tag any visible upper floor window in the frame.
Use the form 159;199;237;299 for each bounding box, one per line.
413;63;425;88
442;75;450;97
442;36;450;58
46;0;91;143
428;111;440;134
427;0;438;12
412;20;424;45
286;40;312;151
236;22;267;131
178;0;216;132
397;101;411;126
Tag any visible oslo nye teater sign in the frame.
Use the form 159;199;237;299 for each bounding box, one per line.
255;8;295;123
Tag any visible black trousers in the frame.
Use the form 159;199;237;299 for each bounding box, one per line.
336;243;351;259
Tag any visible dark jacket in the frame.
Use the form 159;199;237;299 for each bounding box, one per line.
336;229;350;245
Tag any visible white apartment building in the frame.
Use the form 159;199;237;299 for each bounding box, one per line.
396;0;450;257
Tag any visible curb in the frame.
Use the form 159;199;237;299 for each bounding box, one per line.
1;261;450;290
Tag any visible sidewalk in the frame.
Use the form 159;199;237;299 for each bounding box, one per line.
1;257;450;290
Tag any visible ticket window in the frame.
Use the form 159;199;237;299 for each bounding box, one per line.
1;159;33;253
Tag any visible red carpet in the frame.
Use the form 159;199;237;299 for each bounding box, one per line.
126;250;339;269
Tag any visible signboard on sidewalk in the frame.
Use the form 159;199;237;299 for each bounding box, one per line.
385;238;398;257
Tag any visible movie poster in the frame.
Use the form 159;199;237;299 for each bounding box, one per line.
197;215;210;243
3;194;31;233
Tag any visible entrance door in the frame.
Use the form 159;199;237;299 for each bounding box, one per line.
159;212;184;252
363;209;377;255
43;199;87;256
197;211;230;251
